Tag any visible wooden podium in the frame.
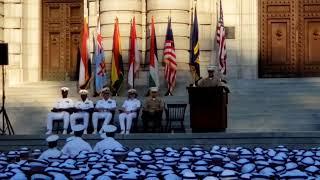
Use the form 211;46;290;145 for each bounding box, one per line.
187;86;228;132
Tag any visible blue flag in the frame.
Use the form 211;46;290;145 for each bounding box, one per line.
94;15;107;94
189;6;201;83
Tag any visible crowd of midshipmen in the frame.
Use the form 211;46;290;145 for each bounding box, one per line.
0;125;319;179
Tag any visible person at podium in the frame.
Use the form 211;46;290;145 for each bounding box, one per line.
198;65;230;92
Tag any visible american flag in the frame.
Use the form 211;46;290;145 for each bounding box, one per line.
163;17;177;96
217;0;227;75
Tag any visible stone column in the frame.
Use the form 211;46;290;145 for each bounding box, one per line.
87;0;98;54
4;0;23;85
22;0;41;82
196;0;215;77
99;0;143;92
100;0;143;68
239;0;258;79
146;0;193;92
146;0;190;69
0;0;3;42
217;0;258;79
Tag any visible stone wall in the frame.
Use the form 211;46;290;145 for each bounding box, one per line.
22;0;41;82
223;0;258;79
1;0;259;86
0;0;3;42
88;0;259;88
4;0;23;85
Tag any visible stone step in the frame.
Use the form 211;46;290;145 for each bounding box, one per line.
0;132;320;152
3;78;320;134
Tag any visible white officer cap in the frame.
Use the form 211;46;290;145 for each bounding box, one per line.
203;176;219;180
46;135;59;142
207;65;217;71
72;124;85;132
60;87;69;92
101;87;111;93
128;89;137;94
102;125;117;133
79;89;88;95
150;87;158;92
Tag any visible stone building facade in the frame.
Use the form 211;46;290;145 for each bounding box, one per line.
0;0;265;87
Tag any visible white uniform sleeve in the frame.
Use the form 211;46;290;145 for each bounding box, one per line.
68;99;74;108
89;101;94;109
93;142;100;153
136;100;141;109
111;100;117;109
38;152;45;160
95;100;102;108
85;142;93;152
61;144;68;155
74;101;80;109
54;100;60;109
122;100;128;109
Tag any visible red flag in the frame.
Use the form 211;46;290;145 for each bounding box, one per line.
128;17;140;88
111;18;124;95
78;16;91;89
163;17;177;96
149;16;159;88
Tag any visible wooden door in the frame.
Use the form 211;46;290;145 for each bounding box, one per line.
259;0;297;77
259;0;320;77
42;0;83;80
298;0;320;76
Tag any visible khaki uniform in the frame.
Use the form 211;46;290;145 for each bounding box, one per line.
143;97;164;113
142;97;164;132
198;77;222;87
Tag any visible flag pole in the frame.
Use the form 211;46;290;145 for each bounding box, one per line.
131;18;135;89
189;0;194;86
215;0;219;67
190;0;197;86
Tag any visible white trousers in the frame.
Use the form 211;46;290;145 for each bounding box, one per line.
119;112;137;131
70;112;89;130
92;112;112;129
47;112;70;130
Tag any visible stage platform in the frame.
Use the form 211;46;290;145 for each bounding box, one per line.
2;78;320;134
0;132;319;152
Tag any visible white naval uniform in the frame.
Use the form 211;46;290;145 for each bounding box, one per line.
93;137;123;154
47;98;74;131
38;148;61;161
70;99;94;131
119;99;141;132
92;98;116;130
61;137;92;158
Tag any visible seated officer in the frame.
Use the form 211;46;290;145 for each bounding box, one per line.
46;87;74;135
119;89;141;135
70;89;94;134
92;87;117;134
38;135;61;161
198;65;230;92
93;125;123;154
141;87;164;132
61;124;92;158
